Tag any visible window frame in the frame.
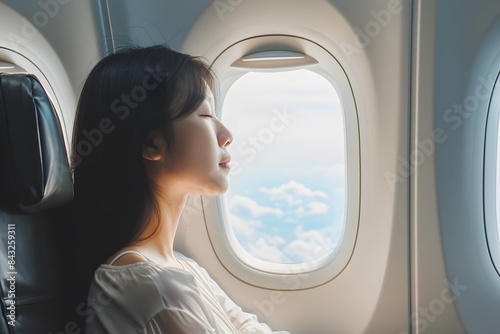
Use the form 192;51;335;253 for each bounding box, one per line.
484;71;500;276
204;35;360;290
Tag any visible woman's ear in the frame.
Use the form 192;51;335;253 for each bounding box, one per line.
142;131;165;161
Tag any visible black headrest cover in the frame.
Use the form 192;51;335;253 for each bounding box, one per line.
0;74;73;212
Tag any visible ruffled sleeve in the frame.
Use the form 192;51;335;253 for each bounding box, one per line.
177;254;290;334
209;275;290;334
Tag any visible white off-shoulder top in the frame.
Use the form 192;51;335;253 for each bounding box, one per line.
84;251;290;334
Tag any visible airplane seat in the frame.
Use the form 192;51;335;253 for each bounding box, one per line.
0;73;74;333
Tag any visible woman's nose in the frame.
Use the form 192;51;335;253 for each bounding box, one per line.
218;121;233;148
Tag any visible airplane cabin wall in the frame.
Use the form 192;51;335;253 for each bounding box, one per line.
432;0;500;332
412;0;500;332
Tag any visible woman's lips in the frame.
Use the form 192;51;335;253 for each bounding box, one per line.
219;156;231;169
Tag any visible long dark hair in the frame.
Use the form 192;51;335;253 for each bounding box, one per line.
68;45;215;328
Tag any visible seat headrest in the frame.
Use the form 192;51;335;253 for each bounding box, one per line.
0;74;73;213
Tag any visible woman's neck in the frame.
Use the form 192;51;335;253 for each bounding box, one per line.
131;190;188;266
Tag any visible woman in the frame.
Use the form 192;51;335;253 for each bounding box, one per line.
70;45;290;333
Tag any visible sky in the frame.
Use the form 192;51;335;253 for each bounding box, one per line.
220;69;347;264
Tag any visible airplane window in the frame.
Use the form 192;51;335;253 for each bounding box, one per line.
485;72;500;275
496;116;500;249
221;69;345;265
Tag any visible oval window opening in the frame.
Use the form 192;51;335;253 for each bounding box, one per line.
485;72;500;276
496;116;500;250
221;69;346;265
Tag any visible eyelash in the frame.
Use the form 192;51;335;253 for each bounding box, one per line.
201;114;214;118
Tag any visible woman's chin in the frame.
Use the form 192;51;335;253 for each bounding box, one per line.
195;178;229;196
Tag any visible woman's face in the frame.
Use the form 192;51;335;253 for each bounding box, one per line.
162;90;233;195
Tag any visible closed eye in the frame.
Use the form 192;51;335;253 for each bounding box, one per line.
200;114;214;118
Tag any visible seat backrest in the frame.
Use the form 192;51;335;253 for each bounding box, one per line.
0;73;73;333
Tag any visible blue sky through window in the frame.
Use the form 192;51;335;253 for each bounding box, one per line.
221;69;346;264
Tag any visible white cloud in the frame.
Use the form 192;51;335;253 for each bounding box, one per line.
294;201;329;217
229;195;284;217
294;206;305;217
306;201;329;215
228;213;261;238
284;226;335;263
245;236;287;263
260;180;328;205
